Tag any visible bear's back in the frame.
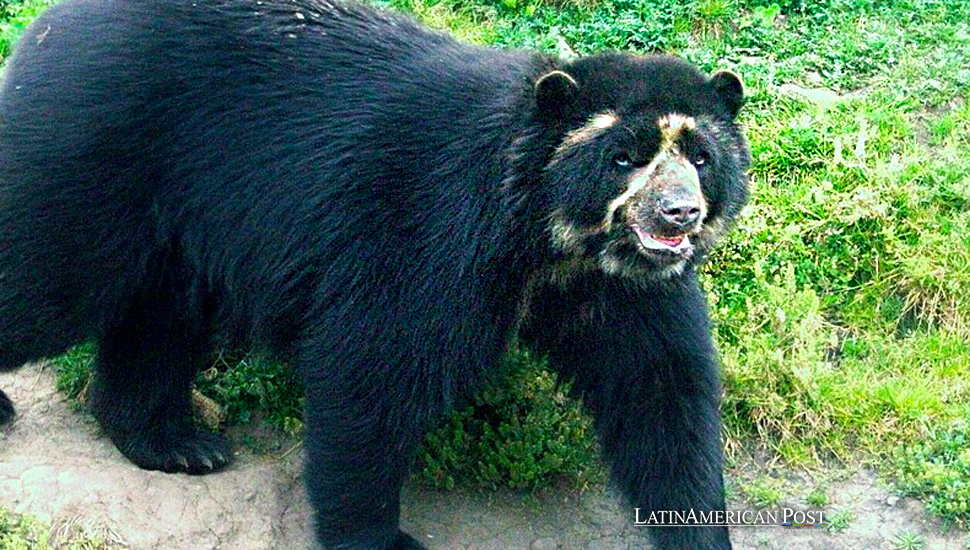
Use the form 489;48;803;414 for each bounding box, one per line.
0;0;546;352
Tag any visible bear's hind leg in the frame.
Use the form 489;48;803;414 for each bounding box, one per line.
0;278;87;427
89;275;231;475
303;368;432;550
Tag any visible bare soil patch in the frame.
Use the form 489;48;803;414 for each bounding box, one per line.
1;363;965;549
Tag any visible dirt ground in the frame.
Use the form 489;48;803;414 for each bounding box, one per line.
1;363;967;550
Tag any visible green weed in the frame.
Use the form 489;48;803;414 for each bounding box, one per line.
739;476;786;508
194;352;304;435
892;413;970;525
0;506;115;550
892;530;927;550
416;348;604;490
805;485;828;507
826;508;854;533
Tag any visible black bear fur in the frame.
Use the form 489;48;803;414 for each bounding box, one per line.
0;0;749;548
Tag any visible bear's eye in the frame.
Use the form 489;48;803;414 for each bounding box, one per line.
612;153;632;168
690;150;711;167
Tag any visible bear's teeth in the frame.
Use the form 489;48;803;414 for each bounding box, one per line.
631;225;690;251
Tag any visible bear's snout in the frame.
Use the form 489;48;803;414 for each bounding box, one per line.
658;191;703;232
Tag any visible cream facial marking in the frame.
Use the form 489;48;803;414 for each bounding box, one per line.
553;111;618;156
602;148;671;229
548;111;706;256
658;113;696;150
592;112;618;128
600;113;703;230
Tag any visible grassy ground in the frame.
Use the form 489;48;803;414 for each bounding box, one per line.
2;0;970;531
0;506;115;550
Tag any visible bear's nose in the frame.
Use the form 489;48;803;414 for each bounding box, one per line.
659;197;702;230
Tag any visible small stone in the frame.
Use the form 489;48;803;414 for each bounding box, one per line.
886;495;900;506
805;72;824;85
531;538;558;550
779;83;841;107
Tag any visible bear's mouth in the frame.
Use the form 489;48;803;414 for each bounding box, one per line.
630;224;692;255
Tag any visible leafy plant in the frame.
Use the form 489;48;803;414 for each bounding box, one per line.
415;348;603;490
893;414;970;525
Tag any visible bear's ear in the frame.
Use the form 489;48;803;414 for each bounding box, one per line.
534;70;579;121
708;69;745;119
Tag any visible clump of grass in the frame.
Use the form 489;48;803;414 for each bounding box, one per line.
0;506;117;550
194;352;305;436
415;348;603;491
892;530;927;550
738;475;786;508
892;413;970;525
51;344;95;402
692;0;736;40
826;508;854;533
805;485;828;507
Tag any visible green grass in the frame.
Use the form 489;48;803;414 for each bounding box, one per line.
892;530;927;550
0;0;56;63
738;475;786;508
804;485;829;508
0;507;115;550
413;349;603;491
893;413;970;524
826;508;854;533
4;0;970;527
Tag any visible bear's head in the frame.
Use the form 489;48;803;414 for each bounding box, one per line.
533;54;749;280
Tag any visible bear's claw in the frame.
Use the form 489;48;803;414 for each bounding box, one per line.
117;428;233;476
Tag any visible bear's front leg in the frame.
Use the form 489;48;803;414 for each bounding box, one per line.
521;269;732;550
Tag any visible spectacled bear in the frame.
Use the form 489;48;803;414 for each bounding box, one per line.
0;0;749;548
